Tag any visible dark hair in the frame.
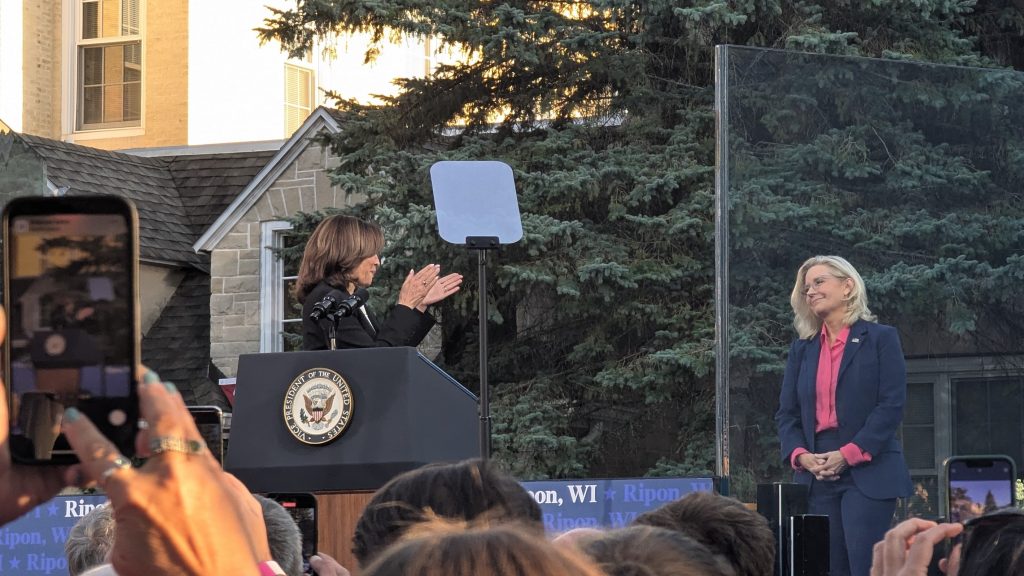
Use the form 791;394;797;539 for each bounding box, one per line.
633;492;774;576
582;525;730;576
295;215;384;301
361;520;604;576
352;459;543;567
958;509;1024;576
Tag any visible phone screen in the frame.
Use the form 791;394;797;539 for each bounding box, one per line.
5;204;136;462
270;494;317;573
948;458;1016;523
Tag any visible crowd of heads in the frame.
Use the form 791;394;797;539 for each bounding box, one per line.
56;456;1024;576
60;457;778;576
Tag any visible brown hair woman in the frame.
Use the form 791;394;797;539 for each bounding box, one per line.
295;215;461;350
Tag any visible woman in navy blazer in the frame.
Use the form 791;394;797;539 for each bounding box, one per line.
775;255;912;576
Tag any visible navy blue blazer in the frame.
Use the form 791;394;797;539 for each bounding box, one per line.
775;320;913;500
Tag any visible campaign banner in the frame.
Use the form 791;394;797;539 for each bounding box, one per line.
520;477;716;532
3;477;715;574
0;494;107;575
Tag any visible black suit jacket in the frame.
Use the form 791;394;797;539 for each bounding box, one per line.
301;281;436;351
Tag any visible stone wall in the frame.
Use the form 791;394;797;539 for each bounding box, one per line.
209;142;355;376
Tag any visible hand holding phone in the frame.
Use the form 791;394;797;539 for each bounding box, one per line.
0;307;67;524
3;196;140;464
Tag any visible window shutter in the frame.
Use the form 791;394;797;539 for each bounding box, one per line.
284;64;314;136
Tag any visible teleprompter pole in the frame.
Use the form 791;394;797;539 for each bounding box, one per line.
467;236;499;461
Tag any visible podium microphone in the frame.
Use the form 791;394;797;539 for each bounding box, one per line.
309;288;369;321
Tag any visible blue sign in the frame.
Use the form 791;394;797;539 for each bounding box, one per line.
0;494;107;575
1;477;715;574
520;477;715;532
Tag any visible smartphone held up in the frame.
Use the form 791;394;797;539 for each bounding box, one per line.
188;405;225;466
3;195;140;464
266;492;318;574
945;455;1017;524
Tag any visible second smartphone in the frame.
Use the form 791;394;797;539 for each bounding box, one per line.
266;493;318;574
188;405;225;465
3;195;140;464
945;455;1017;523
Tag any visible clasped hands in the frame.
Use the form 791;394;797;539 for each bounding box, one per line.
798;450;849;481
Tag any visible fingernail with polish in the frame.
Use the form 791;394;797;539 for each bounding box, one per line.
164;381;178;394
64;407;81;422
143;370;160;385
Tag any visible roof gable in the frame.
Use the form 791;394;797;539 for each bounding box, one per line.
163;150;278;238
11;134;279;270
192;107;342;252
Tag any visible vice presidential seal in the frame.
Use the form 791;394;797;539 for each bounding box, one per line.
283;368;354;445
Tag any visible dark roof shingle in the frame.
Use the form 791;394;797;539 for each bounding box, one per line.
18;134;276;269
141;269;229;409
9;133;278;408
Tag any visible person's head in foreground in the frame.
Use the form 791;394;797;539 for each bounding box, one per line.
352;458;542;566
633;491;774;576
65;503;115;576
582;525;731;576
942;507;1024;576
361;519;604;576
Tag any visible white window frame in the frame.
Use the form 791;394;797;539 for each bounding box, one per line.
259;220;299;352
62;0;146;140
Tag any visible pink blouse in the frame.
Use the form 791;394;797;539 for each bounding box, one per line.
790;324;872;469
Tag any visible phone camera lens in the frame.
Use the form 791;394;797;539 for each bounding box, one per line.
108;409;127;426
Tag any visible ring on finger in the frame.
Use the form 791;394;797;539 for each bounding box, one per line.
99;455;132;484
149;436;206;456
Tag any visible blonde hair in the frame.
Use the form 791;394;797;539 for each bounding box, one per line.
789;255;876;339
362;519;605;576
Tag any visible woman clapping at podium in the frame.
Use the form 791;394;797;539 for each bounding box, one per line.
295;215;462;351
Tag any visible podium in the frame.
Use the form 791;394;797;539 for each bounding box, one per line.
225;347;479;570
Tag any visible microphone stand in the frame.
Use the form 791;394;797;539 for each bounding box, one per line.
327;312;339;350
316;288;368;351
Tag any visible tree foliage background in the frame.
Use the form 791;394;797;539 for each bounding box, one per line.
723;47;1024;505
261;1;1024;485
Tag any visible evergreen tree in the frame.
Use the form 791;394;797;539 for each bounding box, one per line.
984;490;999;513
260;1;1024;481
